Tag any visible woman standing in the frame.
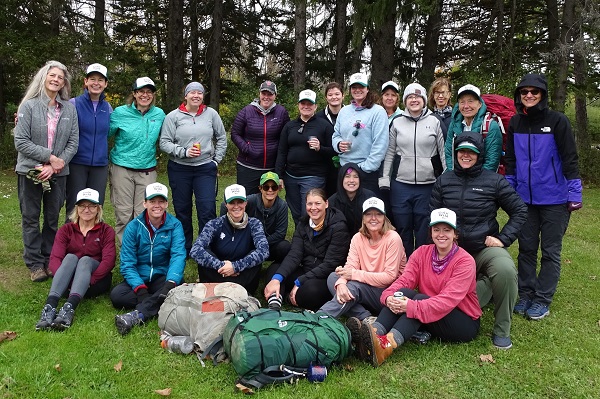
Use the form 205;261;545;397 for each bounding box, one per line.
276;89;335;225
444;84;502;172
379;81;401;124
506;74;582;321
317;82;344;196
358;208;481;367
379;83;445;257
327;163;375;235
14;60;79;282
36;188;116;330
320;197;405;322
160;82;227;254
108;77;166;243
264;188;350;311
65;63;112;218
231;81;290;195
332;73;388;194
428;77;453;137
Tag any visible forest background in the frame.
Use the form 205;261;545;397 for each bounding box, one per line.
0;0;600;182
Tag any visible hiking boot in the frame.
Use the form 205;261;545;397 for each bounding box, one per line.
513;298;532;315
359;323;397;367
30;268;48;282
411;330;432;345
346;317;365;359
492;335;512;350
52;303;75;331
526;302;550;320
115;310;143;336
35;304;56;331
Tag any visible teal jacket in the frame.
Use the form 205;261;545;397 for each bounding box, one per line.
444;98;502;172
119;211;186;290
109;103;166;169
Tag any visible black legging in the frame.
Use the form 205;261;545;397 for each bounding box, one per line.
375;288;480;343
265;263;332;311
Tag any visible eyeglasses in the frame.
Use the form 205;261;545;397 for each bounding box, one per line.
261;184;278;191
136;89;154;95
77;204;98;210
352;120;362;137
519;88;541;96
434;91;449;96
298;124;304;134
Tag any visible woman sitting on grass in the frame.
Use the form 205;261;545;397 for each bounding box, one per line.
319;197;405;325
35;188;116;331
358;208;481;367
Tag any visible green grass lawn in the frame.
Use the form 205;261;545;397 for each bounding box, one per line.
0;171;599;399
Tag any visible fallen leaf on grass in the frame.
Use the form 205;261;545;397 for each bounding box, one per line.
0;331;17;343
54;364;62;372
154;388;172;396
114;360;123;372
589;275;596;280
343;363;354;371
479;354;495;363
564;258;571;264
235;383;254;395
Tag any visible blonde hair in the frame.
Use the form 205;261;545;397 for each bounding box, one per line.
428;77;452;109
68;204;104;224
359;214;396;239
19;61;72;111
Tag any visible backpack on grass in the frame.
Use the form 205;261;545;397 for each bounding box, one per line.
223;309;351;387
481;94;516;175
158;282;260;357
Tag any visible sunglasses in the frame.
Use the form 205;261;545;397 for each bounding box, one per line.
261;184;278;191
519;88;541;96
352;120;362;137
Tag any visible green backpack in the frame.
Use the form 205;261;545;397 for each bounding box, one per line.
223;309;351;383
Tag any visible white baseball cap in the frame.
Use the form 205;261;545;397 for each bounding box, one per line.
133;77;156;91
362;197;385;215
224;184;247;203
86;63;108;80
145;183;168;200
298;89;317;104
381;81;399;92
76;188;100;204
457;84;481;99
349;72;368;87
429;208;457;229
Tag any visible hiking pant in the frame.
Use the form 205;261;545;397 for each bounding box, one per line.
110;275;168;319
319;272;384;320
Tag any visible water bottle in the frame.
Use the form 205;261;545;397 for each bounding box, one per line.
161;335;194;354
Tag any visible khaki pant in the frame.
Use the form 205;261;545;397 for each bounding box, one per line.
109;163;157;244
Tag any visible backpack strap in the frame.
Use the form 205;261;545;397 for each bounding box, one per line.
201;335;225;366
238;365;307;389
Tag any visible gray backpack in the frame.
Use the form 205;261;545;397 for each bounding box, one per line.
158;282;261;358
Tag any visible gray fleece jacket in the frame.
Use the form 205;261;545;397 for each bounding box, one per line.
14;95;79;176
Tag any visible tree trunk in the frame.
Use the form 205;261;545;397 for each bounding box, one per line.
495;0;504;76
166;0;185;110
572;0;589;151
153;0;166;105
50;0;61;36
418;0;443;87
370;1;396;91
334;0;347;85
294;0;307;91
94;0;105;47
190;0;200;82
208;0;223;110
551;0;576;112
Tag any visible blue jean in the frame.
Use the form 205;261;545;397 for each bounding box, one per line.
284;174;325;225
390;181;433;257
167;160;218;253
517;204;570;305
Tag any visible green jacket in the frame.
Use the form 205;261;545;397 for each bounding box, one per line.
444;98;502;172
109;103;166;169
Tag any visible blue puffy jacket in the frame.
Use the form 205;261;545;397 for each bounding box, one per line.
119;211;186;290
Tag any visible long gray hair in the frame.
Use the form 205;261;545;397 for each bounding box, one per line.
18;60;72;111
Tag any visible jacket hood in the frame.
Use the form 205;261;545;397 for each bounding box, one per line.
336;162;364;200
400;107;432;121
514;73;548;115
251;99;277;115
453;131;484;175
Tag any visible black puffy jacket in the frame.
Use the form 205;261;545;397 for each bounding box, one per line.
430;131;527;254
276;207;350;285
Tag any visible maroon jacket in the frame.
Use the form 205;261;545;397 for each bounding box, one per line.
231;101;290;169
48;222;116;285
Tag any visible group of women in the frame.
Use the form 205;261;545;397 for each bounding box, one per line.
17;62;581;366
